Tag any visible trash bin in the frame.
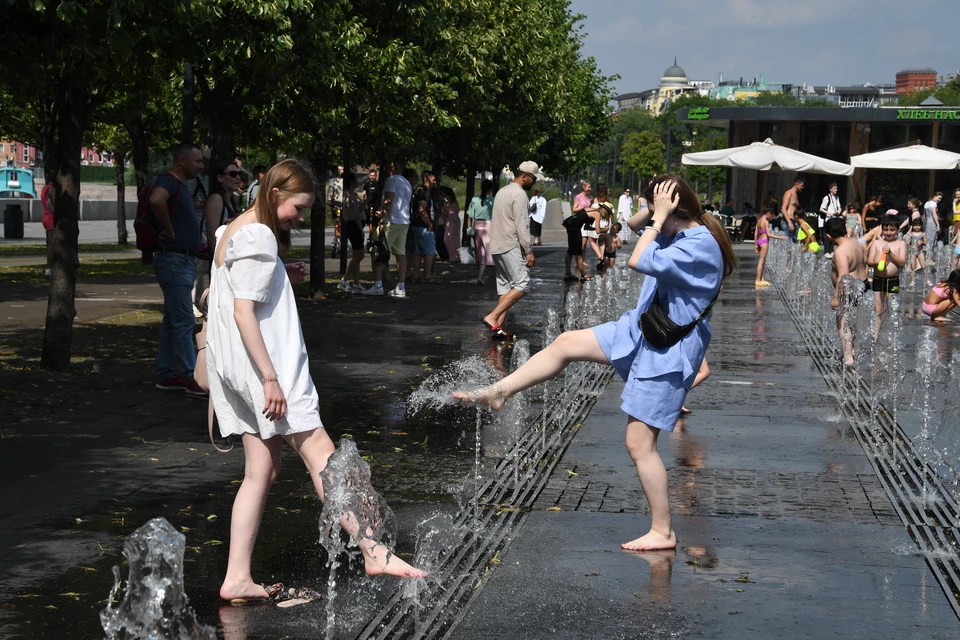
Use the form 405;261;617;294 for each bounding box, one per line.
4;203;24;239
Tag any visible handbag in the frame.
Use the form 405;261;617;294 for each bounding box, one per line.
639;287;719;349
369;237;391;264
194;289;233;453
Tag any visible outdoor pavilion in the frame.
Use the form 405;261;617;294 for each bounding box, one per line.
676;105;960;221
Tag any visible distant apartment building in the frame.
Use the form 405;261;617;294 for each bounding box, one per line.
0;140;113;169
896;68;937;95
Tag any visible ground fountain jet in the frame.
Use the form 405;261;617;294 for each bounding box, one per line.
318;439;401;636
100;518;215;640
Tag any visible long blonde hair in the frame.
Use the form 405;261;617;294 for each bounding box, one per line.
249;159;318;251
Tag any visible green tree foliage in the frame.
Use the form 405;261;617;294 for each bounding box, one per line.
620;131;664;181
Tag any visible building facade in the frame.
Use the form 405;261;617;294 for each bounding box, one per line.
0;140;113;169
676;105;960;221
896;68;937;95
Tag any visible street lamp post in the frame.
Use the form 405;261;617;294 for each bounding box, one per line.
707;132;725;205
665;126;684;173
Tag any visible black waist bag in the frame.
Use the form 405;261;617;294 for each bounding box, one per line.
639;287;719;349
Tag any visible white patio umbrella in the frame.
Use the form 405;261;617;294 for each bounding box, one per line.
849;144;960;170
681;138;854;176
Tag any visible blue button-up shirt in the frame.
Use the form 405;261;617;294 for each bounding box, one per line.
607;225;722;389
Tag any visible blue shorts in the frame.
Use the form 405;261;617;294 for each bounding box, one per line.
407;226;436;256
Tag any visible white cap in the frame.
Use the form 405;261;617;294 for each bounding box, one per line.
516;161;544;179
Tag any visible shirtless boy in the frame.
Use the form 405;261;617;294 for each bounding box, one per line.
781;176;805;242
824;217;868;366
866;215;906;318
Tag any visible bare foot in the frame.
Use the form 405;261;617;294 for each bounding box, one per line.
362;542;429;579
452;384;506;410
219;580;280;602
621;529;677;551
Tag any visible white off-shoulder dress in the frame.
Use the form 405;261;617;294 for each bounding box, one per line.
206;223;322;439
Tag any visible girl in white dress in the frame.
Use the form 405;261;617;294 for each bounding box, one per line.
208;160;426;603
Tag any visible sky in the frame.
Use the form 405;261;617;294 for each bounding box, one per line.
568;0;959;97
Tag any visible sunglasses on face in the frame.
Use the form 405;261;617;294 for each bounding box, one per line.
221;170;240;178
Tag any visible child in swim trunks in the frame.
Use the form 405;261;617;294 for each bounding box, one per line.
597;223;622;275
867;215;906;320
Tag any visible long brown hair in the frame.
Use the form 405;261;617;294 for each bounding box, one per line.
644;174;738;278
250;158;318;251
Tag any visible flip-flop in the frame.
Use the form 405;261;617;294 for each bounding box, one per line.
482;320;497;332
276;587;323;609
229;582;284;606
491;327;515;341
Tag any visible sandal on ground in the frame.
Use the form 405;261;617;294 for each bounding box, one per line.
563;275;579;282
491;326;515;341
229;582;284;606
275;586;323;609
580;276;593;282
482;319;497;332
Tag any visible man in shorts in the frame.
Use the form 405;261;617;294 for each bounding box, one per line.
362;160;412;298
483;161;541;339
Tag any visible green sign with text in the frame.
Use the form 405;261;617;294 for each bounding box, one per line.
688;107;711;120
897;109;960;121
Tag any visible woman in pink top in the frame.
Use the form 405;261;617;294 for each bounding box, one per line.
437;186;461;263
40;178;55;276
922;270;960;321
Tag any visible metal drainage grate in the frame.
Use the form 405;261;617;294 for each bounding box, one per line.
357;366;613;640
776;282;960;619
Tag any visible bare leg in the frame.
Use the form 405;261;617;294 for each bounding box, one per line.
219;434;283;601
478;263;486;284
395;254;407;284
622;418;676;551
409;254;420;280
348;251;364;284
285;429;428;579
680;358;710;414
423;254;434;280
755;244;769;285
590;238;603;261
576;255;587;278
564;253;572;277
454;328;608;409
484;288;525;329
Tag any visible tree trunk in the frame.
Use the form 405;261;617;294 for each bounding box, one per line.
182;62;195;143
207;80;235;168
115;150;128;245
309;137;329;298
40;79;85;371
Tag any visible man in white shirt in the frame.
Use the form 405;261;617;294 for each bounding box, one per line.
362;160;413;298
483;161;541;339
617;188;634;245
528;187;546;246
819;182;842;255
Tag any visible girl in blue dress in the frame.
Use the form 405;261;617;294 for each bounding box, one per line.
455;176;737;551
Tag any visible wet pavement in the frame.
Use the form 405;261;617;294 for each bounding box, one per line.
2;232;960;639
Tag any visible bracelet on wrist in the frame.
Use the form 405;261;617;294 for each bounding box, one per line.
263;376;278;383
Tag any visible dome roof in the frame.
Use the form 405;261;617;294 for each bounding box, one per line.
663;58;686;79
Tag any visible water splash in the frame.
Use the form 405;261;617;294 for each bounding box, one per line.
100;518;215;640
318;439;399;635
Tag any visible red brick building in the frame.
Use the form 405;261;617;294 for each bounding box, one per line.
895;68;937;95
0;140;113;169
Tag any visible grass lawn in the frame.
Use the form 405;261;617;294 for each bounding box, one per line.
0;243;135;257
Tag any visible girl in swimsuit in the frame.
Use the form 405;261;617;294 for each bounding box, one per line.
922;270;960;321
755;206;786;286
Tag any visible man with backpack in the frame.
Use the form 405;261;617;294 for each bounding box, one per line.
149;142;206;396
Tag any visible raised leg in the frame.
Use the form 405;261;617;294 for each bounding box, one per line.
219;433;283;601
621;418;676;551
454;328;608;409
